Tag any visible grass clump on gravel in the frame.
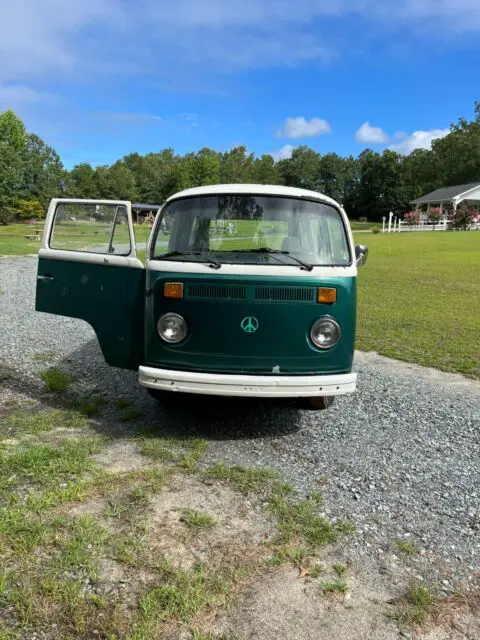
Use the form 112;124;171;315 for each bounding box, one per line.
4;407;87;437
180;509;217;532
203;462;281;494
0;437;105;489
395;539;417;556
321;579;349;594
389;582;435;627
39;366;73;392
132;560;249;639
139;436;207;473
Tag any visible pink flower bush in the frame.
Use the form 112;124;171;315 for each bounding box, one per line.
404;211;420;225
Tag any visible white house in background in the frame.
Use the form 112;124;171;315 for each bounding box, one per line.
411;182;480;220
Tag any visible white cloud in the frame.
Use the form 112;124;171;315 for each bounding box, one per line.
277;117;332;139
93;112;163;124
355;121;389;144
1;0;480;86
0;84;42;108
271;144;296;161
389;128;450;154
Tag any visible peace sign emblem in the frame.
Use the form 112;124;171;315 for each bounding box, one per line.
240;316;259;333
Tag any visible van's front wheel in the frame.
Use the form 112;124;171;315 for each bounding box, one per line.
306;396;335;410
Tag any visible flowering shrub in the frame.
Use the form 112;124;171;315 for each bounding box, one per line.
404;211;420;226
428;208;442;226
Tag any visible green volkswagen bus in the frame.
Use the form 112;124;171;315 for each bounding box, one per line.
36;185;367;410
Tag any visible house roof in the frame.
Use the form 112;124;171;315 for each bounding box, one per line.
166;183;339;208
411;182;480;205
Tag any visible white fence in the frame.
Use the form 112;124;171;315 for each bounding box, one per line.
383;215;480;233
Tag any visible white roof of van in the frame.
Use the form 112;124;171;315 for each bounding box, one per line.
166;184;340;207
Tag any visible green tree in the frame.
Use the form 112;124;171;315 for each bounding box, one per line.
22;134;65;205
0;206;15;225
433;104;480;185
94;163;138;200
68;163;97;198
277;146;321;190
251;154;281;184
16;198;45;221
0;110;28;207
220;146;254;183
353;149;409;221
318;153;347;202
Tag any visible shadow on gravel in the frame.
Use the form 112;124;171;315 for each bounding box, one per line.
1;337;305;442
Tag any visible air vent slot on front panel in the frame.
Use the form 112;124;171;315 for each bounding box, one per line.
254;287;315;303
186;283;247;301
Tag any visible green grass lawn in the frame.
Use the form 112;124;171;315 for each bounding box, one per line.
356;232;480;378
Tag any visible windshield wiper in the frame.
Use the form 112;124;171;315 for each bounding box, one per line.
152;250;221;270
229;248;313;271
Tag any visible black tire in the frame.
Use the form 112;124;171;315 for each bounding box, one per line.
306;395;336;410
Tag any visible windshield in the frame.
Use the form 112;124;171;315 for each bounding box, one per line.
151;195;351;267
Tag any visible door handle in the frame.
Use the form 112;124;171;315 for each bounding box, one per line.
37;274;54;281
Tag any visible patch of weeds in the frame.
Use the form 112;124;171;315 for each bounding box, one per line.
119;407;142;422
335;520;356;535
389;582;435;627
309;563;326;578
140;438;177;462
395;539;417;556
69;395;105;418
0;627;20;640
132;560;247;636
104;500;129;519
276;544;309;568
0;505;57;554
204;463;280;495
55;515;110;579
115;398;131;410
322;580;348;594
177;438;207;473
39;367;73;392
115;529;148;567
269;491;339;547
0;437;105;487
333;563;348;577
5;408;87;437
25;479;91;512
180;509;216;532
33;353;51;362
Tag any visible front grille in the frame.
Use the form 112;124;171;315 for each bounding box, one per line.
254;286;315;303
187;282;247;301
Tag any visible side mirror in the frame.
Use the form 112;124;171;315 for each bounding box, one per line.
355;244;368;267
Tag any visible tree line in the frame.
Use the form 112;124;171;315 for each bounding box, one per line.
1;102;480;224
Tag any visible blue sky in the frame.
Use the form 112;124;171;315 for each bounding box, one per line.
1;0;479;168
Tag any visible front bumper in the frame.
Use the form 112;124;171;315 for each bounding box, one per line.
138;366;357;398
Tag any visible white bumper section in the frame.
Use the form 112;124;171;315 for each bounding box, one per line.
139;366;357;398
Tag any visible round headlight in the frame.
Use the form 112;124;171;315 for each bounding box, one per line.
310;317;341;349
157;313;187;343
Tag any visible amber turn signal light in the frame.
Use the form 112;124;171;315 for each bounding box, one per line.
164;282;184;299
317;287;337;304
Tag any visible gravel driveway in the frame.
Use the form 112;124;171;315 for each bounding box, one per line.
1;256;480;593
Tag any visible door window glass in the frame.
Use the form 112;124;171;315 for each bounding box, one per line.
50;203;131;255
